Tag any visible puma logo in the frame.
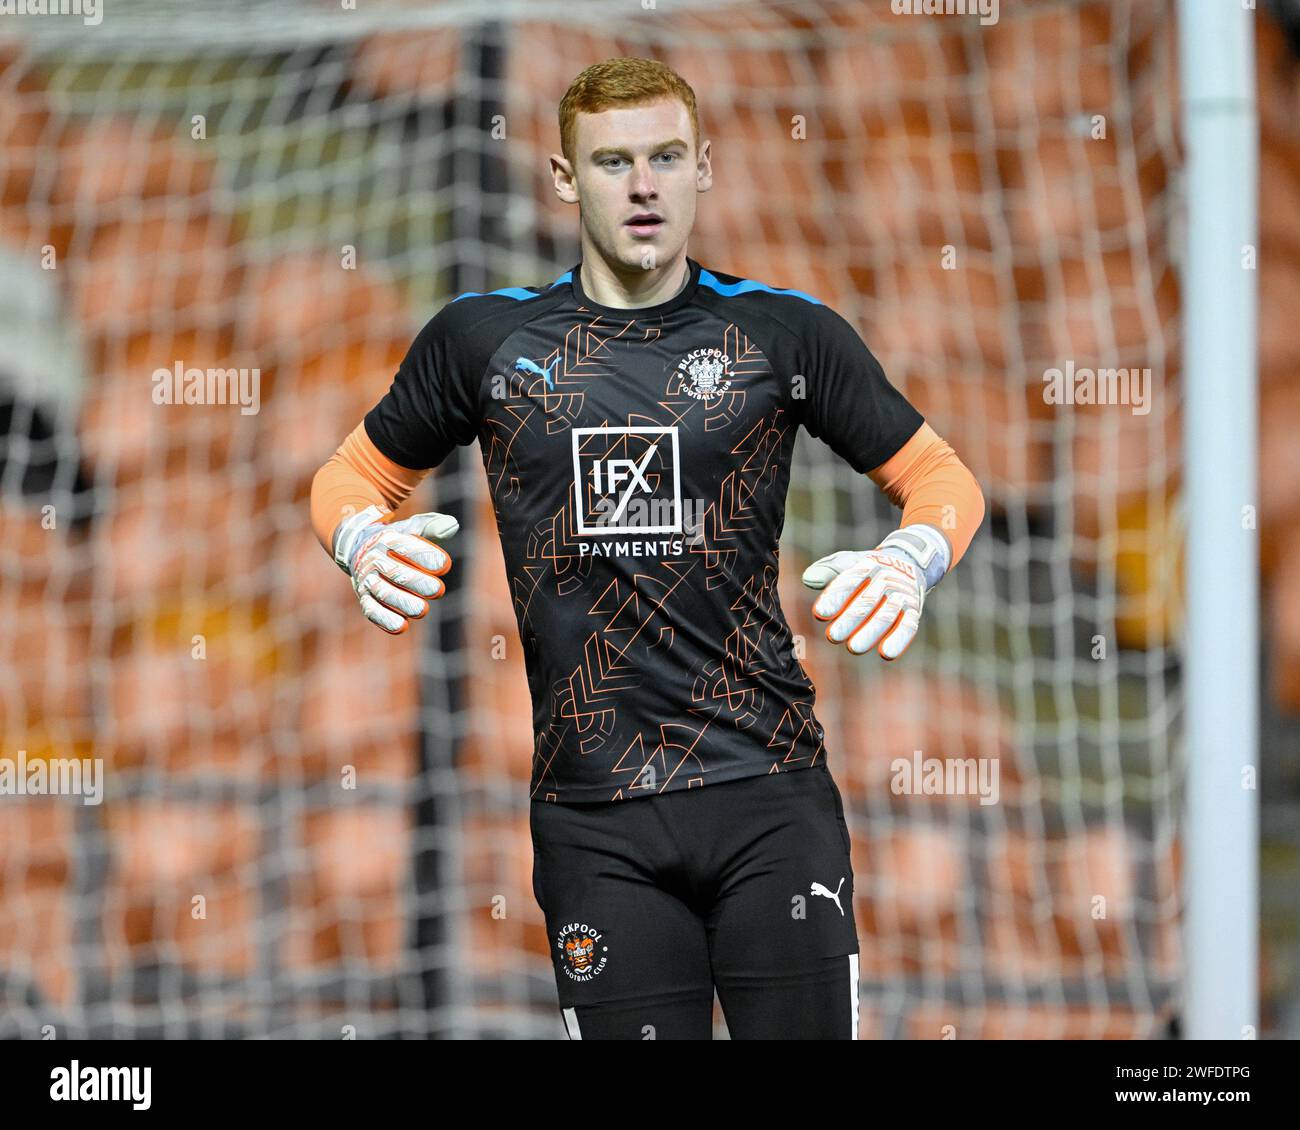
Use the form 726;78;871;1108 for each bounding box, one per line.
810;877;846;916
515;356;559;391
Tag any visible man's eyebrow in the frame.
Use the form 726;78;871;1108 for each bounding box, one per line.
589;138;690;160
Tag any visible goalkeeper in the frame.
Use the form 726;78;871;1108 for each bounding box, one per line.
311;57;983;1040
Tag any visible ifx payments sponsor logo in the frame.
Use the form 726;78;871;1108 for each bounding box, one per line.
573;425;707;557
1;750;104;806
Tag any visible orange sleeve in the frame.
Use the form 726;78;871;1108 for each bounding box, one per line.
866;422;985;570
310;422;432;555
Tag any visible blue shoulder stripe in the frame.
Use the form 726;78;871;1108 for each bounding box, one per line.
697;268;822;305
451;271;572;303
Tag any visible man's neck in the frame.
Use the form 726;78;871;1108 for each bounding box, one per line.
578;252;690;310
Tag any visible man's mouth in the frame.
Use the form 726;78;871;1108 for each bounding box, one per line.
626;214;664;235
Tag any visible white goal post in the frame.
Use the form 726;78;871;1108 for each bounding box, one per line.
1177;0;1258;1041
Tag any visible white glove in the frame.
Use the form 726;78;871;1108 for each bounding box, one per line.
801;525;950;660
331;503;459;635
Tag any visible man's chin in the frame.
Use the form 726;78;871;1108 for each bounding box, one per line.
584;226;681;270
621;230;681;267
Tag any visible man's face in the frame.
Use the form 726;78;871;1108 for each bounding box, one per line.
554;97;711;272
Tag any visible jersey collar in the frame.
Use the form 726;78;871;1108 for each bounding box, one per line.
569;256;701;319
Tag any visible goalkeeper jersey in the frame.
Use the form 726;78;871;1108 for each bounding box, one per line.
364;256;925;802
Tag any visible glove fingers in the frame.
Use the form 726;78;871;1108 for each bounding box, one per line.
812;563;876;620
810;546;926;660
346;513;456;634
388;510;459;541
358;590;410;634
386;513;459;562
383;531;452;576
801;549;861;590
360;570;429;619
413;513;460;542
826;573;890;642
875;607;921;660
844;593;904;654
373;553;444;599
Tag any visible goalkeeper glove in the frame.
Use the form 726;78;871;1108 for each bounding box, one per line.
801;524;950;660
331;503;458;635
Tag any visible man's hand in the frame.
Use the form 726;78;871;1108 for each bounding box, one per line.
800;526;949;660
332;503;458;634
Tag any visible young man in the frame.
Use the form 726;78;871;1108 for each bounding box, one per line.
311;58;984;1040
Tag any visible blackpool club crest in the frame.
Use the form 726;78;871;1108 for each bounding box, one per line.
677;347;733;401
556;922;608;982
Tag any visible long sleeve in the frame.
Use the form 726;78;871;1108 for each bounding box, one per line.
867;421;985;570
309;421;432;555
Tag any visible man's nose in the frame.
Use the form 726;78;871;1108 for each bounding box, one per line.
630;158;658;197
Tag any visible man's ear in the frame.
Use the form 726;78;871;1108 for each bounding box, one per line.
551;154;579;204
696;138;713;192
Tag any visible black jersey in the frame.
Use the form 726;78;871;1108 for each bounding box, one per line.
364;256;924;802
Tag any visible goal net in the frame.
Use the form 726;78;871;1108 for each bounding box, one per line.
0;0;1183;1038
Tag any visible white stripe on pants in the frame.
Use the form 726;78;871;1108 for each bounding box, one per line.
849;952;860;1040
563;1006;582;1040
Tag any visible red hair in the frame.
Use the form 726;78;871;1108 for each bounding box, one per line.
558;57;700;166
